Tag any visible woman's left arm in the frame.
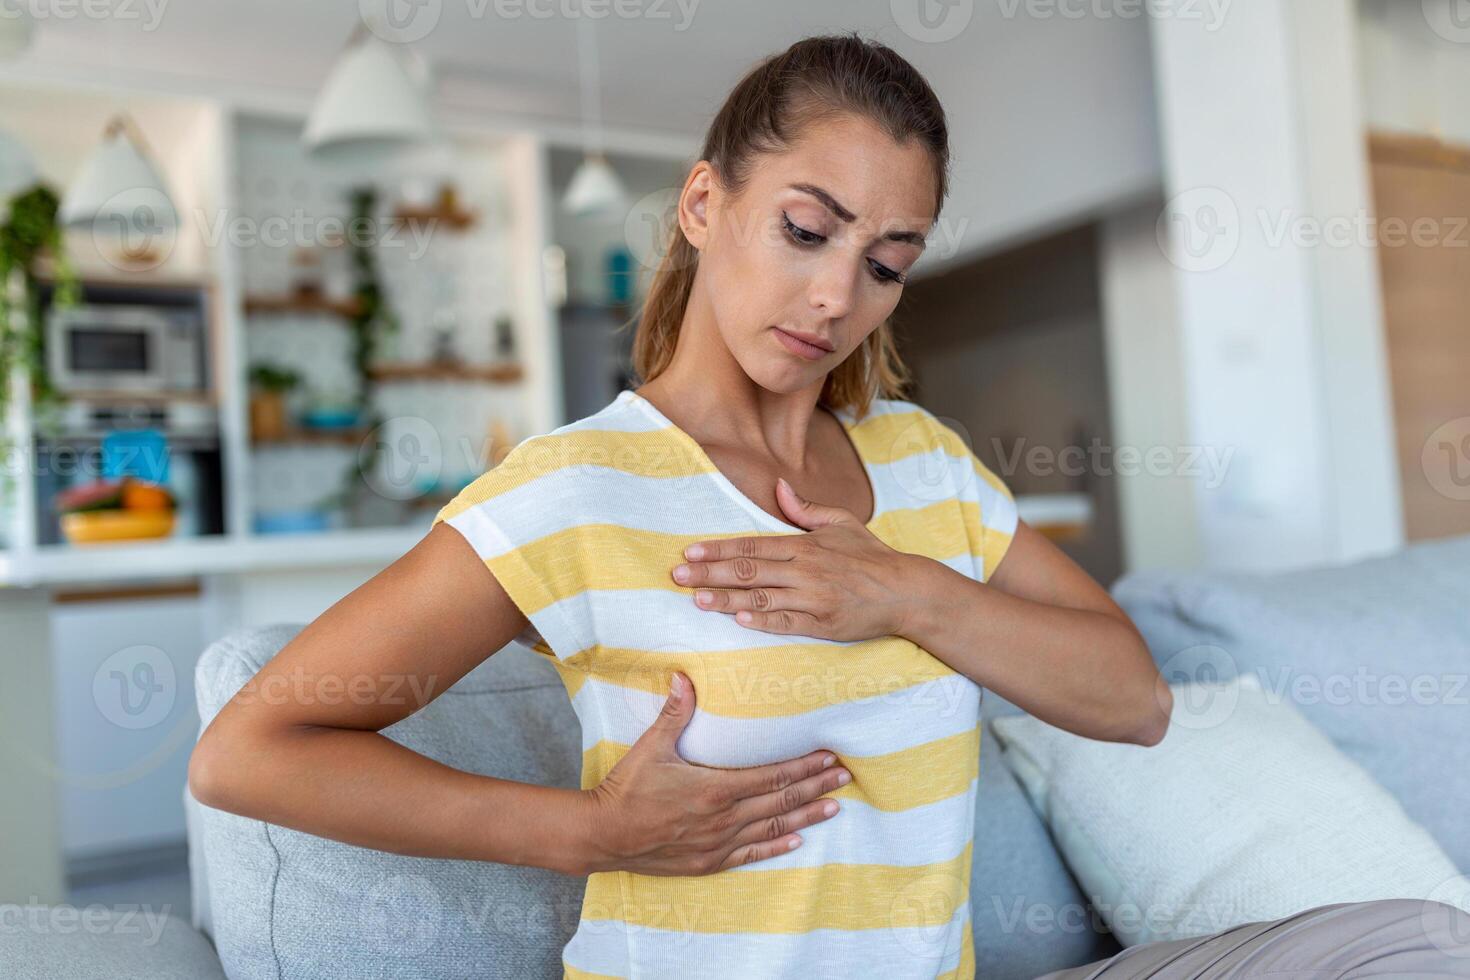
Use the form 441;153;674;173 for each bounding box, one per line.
673;478;1172;747
901;517;1172;746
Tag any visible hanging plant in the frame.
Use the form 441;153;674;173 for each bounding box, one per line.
0;183;81;496
317;185;402;520
346;186;399;403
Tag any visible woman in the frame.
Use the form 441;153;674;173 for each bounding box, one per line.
190;33;1169;978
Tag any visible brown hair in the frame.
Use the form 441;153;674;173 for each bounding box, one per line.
629;32;950;419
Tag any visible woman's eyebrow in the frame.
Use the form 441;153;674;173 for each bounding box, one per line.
788;183;928;247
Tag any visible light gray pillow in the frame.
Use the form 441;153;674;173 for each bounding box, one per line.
191;625;586;980
992;673;1470;948
1112;532;1470;872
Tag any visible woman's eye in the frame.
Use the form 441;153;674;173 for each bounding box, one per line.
782;212;825;246
868;259;906;286
782;211;905;285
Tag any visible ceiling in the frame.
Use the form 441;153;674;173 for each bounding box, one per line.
7;0;1164;271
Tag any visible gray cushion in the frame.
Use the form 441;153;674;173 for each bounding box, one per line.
1112;532;1470;873
191;624;586;980
974;708;1120;977
190;624;1117;979
0;904;225;980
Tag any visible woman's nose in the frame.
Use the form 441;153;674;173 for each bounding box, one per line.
807;257;859;320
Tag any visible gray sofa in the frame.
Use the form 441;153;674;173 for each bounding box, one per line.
4;532;1467;980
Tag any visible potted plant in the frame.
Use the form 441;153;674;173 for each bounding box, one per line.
248;362;301;442
0;182;79;494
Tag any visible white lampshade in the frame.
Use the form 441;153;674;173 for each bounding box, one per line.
59;118;177;230
561;154;628;219
0;9;34;59
0;129;37;199
303;32;435;152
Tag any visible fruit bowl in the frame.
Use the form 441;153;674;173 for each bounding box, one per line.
60;509;177;544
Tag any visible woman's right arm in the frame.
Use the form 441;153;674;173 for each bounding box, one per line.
188;522;849;877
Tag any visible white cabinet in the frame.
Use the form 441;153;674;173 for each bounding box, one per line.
49;593;209;859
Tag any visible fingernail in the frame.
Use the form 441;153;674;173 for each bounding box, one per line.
837;769;851;785
669;674;683;699
822;801;838;816
822;754;836;767
684;544;704;560
672;564;690;583
695;590;713;605
787;837;801;850
736;611;752;624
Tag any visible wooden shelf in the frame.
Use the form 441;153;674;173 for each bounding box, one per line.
1368;131;1470;174
244;293;362;318
252;425;369;447
366;362;523;384
392;203;478;232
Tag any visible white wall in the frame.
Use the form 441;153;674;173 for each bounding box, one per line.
1141;0;1402;571
913;7;1163;276
1358;0;1470;142
1098;202;1203;572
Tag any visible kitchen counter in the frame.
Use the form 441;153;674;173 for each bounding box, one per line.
0;526;427;589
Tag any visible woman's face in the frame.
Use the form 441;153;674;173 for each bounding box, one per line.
682;112;937;394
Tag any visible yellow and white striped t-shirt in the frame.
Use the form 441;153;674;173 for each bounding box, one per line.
432;389;1018;980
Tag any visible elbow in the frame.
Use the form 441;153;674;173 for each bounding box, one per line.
1128;672;1173;747
189;721;246;811
187;730;225;809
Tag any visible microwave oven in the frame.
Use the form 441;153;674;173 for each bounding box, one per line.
46;304;205;396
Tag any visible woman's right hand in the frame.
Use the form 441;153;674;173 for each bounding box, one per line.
578;672;850;876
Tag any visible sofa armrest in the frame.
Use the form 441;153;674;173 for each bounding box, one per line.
0;904;225;980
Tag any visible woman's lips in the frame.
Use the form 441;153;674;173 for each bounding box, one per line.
773;326;832;361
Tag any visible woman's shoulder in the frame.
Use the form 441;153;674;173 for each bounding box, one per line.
431;390;663;528
845;395;970;452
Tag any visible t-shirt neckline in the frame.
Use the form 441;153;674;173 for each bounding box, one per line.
616;389;881;533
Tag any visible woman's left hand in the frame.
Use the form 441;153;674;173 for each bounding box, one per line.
670;477;933;642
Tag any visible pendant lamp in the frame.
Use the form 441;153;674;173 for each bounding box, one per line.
561;11;627;218
59;115;177;232
303;24;435;153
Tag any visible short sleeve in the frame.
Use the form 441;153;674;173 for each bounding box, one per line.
430;439;586;658
929;417;1020;583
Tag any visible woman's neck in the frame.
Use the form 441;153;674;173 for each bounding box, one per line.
634;290;828;465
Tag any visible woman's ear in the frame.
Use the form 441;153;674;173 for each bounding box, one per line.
679;162;715;252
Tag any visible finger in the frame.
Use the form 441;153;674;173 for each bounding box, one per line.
708;748;837;802
728;763;849;830
733;608;826;636
776;476;854;529
723;796;842;863
641;671;695;753
681;535;805;564
693;586;814;615
673;557;805;589
717;832;806;871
